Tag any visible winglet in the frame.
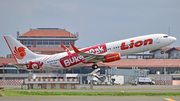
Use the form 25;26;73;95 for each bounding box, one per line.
70;43;80;53
61;43;70;52
61;43;71;54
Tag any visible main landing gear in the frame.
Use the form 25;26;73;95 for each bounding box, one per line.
92;63;98;69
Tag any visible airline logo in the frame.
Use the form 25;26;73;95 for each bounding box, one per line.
13;46;26;59
121;38;153;50
82;44;107;54
60;53;84;68
25;61;44;69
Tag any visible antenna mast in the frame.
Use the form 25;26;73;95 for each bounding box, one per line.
168;24;170;36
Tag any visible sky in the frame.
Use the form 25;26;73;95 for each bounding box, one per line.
0;0;180;57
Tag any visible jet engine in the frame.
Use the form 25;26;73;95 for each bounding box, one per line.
103;52;120;62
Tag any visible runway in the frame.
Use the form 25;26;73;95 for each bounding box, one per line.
0;97;179;101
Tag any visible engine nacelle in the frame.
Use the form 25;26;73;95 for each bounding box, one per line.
103;52;120;62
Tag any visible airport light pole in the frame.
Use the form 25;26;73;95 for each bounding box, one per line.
2;63;5;80
163;49;166;85
160;68;161;85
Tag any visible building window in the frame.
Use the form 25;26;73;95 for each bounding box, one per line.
70;40;73;44
65;40;69;45
43;40;48;45
37;40;42;45
63;40;66;45
20;40;23;44
55;40;60;45
63;40;70;45
176;54;179;58
36;40;74;46
49;40;54;45
171;54;174;58
23;40;33;45
37;40;62;46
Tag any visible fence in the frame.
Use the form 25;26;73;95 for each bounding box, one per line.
172;80;180;85
25;78;79;84
155;80;180;85
0;79;23;85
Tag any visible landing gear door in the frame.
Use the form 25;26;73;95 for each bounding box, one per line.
156;36;160;43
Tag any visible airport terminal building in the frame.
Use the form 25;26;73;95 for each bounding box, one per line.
1;28;180;86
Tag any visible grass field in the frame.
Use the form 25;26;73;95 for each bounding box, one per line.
1;89;180;97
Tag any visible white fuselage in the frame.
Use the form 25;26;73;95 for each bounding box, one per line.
19;34;176;70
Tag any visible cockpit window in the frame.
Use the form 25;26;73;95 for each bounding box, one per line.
163;36;168;38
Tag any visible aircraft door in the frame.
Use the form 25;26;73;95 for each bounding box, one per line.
156;36;160;43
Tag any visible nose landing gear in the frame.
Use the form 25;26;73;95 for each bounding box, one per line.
92;63;98;69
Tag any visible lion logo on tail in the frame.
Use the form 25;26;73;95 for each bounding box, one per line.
13;46;26;59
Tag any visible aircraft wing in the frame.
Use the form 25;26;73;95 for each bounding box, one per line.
70;43;105;62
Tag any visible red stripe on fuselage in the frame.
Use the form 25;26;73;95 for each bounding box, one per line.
4;36;18;63
60;53;84;68
60;44;107;68
81;44;107;54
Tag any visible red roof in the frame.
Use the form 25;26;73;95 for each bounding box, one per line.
166;47;180;53
86;59;180;68
163;47;172;51
150;47;180;53
103;59;180;67
150;47;172;53
0;58;16;66
20;30;76;38
174;47;180;51
1;58;180;68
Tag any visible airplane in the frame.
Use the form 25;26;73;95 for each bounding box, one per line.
4;34;176;70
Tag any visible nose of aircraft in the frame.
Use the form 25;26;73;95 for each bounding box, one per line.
172;36;177;42
169;36;177;43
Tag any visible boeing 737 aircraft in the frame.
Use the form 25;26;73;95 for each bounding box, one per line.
4;34;176;70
